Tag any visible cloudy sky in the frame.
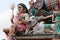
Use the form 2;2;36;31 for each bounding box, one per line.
0;0;36;40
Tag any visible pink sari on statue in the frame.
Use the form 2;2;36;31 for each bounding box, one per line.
13;14;27;33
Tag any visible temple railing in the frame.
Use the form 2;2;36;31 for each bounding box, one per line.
15;33;60;40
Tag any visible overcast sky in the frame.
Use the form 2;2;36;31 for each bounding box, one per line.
0;0;36;40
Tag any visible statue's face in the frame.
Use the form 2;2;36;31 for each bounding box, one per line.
55;6;59;11
18;5;24;13
29;1;34;7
